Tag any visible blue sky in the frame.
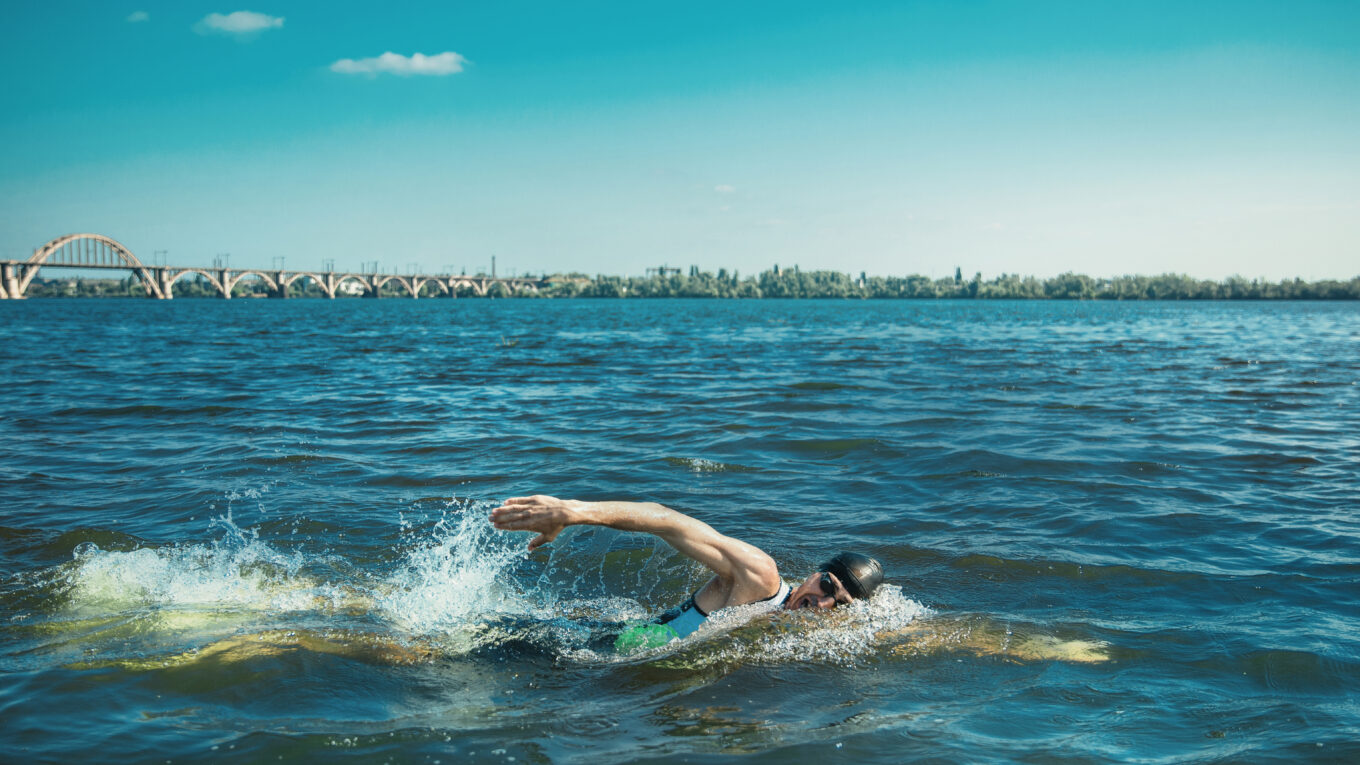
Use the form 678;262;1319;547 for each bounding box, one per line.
2;1;1357;279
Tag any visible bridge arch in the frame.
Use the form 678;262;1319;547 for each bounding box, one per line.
166;269;227;298
22;233;163;298
451;278;487;297
224;270;279;297
413;277;450;298
283;272;333;298
374;274;416;298
333;274;374;298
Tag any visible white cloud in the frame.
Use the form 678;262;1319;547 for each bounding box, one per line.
195;11;285;37
330;52;467;77
714;184;736;194
126;11;149;23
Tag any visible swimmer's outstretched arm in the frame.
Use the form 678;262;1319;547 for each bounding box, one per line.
490;495;779;599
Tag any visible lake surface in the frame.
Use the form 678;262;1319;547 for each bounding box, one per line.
2;298;1357;763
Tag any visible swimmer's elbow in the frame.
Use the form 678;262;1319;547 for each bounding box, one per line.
736;548;781;593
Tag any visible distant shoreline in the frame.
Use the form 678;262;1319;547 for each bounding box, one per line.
18;267;1360;300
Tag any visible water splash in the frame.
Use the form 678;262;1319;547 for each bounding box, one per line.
376;502;545;636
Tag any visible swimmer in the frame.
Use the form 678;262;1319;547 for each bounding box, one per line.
490;495;884;652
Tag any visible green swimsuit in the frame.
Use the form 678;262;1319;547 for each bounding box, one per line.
614;581;791;653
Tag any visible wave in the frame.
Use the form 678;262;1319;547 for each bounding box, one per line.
663;457;763;473
778;437;885;458
49;404;239;418
785;381;866;392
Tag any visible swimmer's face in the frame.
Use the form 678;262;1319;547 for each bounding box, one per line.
785;570;853;611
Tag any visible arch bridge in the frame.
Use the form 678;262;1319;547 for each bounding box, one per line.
1;234;548;300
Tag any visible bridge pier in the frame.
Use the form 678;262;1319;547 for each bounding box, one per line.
217;269;232;299
272;270;288;298
155;267;174;300
1;262;18;299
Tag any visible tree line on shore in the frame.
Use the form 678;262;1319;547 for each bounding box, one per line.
23;265;1360;300
544;265;1360;300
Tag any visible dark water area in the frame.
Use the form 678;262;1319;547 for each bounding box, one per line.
1;298;1358;763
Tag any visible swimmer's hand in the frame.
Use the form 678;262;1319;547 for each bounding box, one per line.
490;495;582;551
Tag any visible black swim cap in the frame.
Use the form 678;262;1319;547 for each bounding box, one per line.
821;552;884;600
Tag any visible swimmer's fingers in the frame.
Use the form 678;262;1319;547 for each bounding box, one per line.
497;494;560;509
490;506;560;531
491;495;568;521
527;530;559;551
489;509;534;528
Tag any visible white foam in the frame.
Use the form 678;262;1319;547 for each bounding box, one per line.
62;521;319;614
749;584;931;664
566;583;931;665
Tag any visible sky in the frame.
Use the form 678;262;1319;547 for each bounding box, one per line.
2;1;1357;279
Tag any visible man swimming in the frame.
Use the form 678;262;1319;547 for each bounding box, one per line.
489;495;884;651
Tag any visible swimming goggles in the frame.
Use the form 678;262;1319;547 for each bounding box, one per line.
818;571;848;603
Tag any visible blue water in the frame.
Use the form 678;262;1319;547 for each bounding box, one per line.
2;298;1358;763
